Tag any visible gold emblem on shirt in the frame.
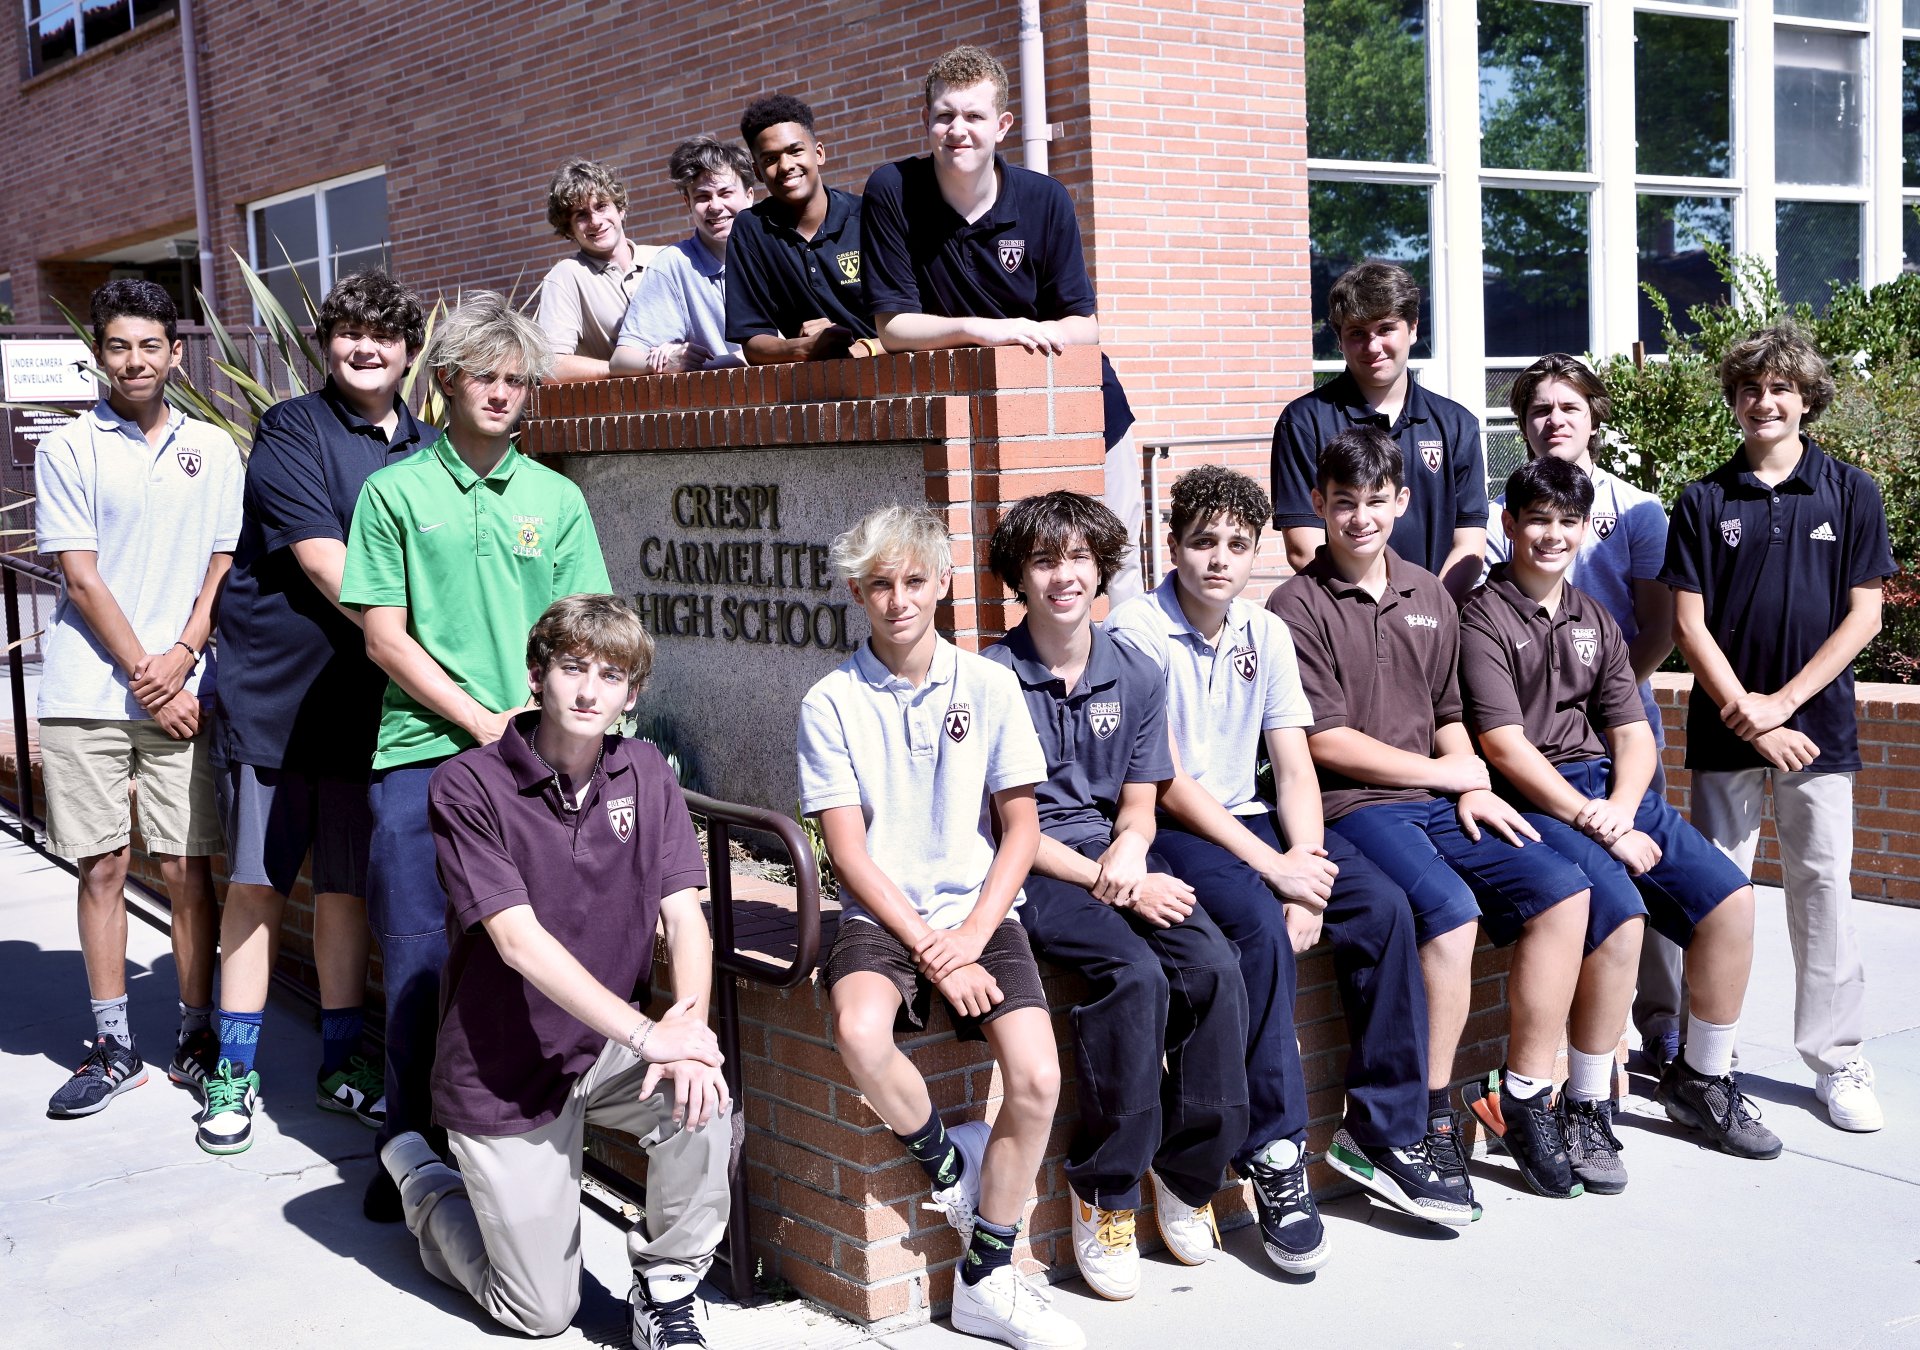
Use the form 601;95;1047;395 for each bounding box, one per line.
513;515;545;558
835;250;861;282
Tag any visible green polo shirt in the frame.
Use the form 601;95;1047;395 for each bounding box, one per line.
341;434;611;770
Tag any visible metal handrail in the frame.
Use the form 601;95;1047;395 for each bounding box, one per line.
1;553;55;843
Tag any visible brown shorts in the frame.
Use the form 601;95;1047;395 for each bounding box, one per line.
823;916;1048;1042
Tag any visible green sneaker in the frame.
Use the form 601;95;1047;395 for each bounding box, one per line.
196;1059;261;1155
317;1054;386;1129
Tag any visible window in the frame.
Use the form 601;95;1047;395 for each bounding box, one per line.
246;171;390;321
1906;17;1920;271
0;274;13;324
1637;195;1734;351
1774;7;1869;310
24;0;173;76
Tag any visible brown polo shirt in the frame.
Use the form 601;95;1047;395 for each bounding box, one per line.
534;245;652;361
1267;547;1460;821
1458;564;1645;769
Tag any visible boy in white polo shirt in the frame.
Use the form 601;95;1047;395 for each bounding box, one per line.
798;505;1082;1350
37;279;243;1119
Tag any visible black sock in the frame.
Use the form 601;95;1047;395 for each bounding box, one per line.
1428;1087;1453;1121
895;1105;960;1187
961;1216;1019;1286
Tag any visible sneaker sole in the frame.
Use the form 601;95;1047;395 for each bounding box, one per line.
1571;1169;1627;1196
1072;1259;1138;1302
47;1066;148;1118
197;1128;254;1156
167;1065;210;1098
316;1092;384;1130
1325;1136;1473;1228
950;1292;1086;1350
1816;1092;1884;1133
1658;1093;1784;1160
1262;1231;1331;1275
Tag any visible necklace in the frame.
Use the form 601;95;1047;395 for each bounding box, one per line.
529;737;604;812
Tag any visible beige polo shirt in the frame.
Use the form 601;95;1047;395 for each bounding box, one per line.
534;243;652;361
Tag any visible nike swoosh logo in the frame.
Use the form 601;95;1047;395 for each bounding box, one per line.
416;522;446;533
1515;639;1530;649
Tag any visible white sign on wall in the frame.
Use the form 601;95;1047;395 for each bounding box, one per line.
2;340;96;403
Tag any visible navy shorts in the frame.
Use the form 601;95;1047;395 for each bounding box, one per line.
1525;758;1750;953
823;916;1047;1042
216;757;372;897
1329;797;1588;947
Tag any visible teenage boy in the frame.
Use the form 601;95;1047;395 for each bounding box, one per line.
342;291;612;1218
983;492;1249;1300
38;279;240;1119
725;94;877;364
536;157;650;380
861;45;1144;605
199;270;431;1154
799;506;1082;1350
1108;465;1462;1277
1462;457;1777;1163
1662;325;1896;1133
1271;261;1486;603
612;136;753;374
1268;428;1593;1201
383;595;729;1349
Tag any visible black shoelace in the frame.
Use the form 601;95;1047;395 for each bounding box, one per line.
1567;1101;1622;1155
1428;1123;1470;1184
1250;1154;1311;1213
646;1292;703;1347
1705;1075;1766;1134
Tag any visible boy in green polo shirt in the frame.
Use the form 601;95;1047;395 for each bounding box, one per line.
341;290;611;1220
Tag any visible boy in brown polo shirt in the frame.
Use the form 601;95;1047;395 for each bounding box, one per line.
1459;458;1778;1168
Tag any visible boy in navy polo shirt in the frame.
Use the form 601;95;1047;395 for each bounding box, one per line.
1663;325;1897;1134
381;595;731;1349
198;270;431;1155
983;492;1248;1301
1109;466;1459;1276
1462;458;1777;1164
798;506;1083;1350
860;45;1144;605
1269;428;1592;1201
724;93;877;364
1272;261;1486;602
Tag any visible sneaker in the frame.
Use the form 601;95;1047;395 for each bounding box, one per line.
1642;1028;1680;1079
1562;1097;1628;1195
1242;1143;1329;1273
168;1026;219;1097
379;1130;462;1222
1658;1061;1782;1159
1463;1070;1582;1198
631;1271;706;1348
1325;1127;1473;1228
1148;1170;1221;1264
46;1036;147;1118
317;1054;387;1129
1423;1110;1481;1222
949;1263;1086;1350
196;1058;261;1155
1815;1058;1884;1133
923;1119;990;1247
1069;1194;1138;1301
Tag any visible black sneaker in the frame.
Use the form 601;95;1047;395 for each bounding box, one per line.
1423;1110;1481;1222
631;1271;706;1348
47;1036;147;1118
1563;1097;1628;1194
1243;1144;1330;1273
168;1026;219;1098
1657;1060;1782;1160
1326;1126;1473;1227
1494;1076;1583;1199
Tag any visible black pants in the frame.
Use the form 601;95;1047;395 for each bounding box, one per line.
1020;850;1250;1210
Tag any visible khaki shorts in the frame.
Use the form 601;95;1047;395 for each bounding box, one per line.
38;717;221;859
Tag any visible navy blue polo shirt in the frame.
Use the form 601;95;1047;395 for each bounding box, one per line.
1659;436;1895;775
215;381;428;776
860;153;1135;449
1271;371;1486;575
983;620;1174;854
723;186;875;344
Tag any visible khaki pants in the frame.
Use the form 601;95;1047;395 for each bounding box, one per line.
398;1039;732;1338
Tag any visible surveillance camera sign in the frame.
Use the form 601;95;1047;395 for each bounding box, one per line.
3;340;96;467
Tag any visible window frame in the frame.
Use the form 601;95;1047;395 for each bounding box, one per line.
243;167;390;325
22;0;176;77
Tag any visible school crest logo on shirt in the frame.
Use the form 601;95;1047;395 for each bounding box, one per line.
944;704;973;743
513;515;545;558
606;794;636;843
1404;613;1439;630
1572;626;1598;667
1590;512;1616;541
998;239;1026;273
835;250;861;282
1088;700;1121;740
1418;439;1442;473
1231;645;1258;681
1720;518;1741;548
177;450;202;478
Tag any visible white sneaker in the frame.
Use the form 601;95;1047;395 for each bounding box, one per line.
923;1119;991;1246
1069;1194;1139;1300
1148;1170;1221;1265
1816;1058;1885;1132
950;1263;1086;1350
379;1130;461;1221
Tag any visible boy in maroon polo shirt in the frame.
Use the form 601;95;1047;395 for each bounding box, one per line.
380;595;731;1350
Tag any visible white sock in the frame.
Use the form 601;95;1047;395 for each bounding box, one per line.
1255;1137;1301;1169
1566;1048;1615;1103
1683;1014;1738;1078
1504;1069;1553;1100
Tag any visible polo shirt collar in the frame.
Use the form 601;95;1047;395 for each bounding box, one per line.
1302;546;1418;601
320;379;426;447
572;243;642;279
431;432;521;491
853;637;956;692
683;235;725;278
1327;370;1432;429
88;397;182;439
1483;562;1587;624
1730;434;1825;497
1000;621;1121;696
1147;572;1253;649
763;188;854;243
501;711;629;800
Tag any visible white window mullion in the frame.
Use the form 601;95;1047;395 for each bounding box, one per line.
1742;5;1777;269
314;189;335;297
1434;0;1485;410
1869;0;1905;283
1596;0;1641;359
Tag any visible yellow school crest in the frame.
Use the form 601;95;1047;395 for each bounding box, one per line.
513;515;544;558
835;250;861;282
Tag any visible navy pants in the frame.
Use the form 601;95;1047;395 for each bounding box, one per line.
1020;852;1250;1210
1154;814;1427;1165
366;760;450;1145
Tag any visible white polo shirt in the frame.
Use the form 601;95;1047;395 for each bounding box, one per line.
35;401;243;721
797;638;1046;931
1108;572;1312;817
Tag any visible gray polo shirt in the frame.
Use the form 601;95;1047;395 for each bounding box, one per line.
797;638;1047;931
1108;572;1312;817
35;400;243;721
535;245;648;361
615;236;741;369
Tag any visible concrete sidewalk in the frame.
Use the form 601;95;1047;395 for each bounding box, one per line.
3;821;1917;1350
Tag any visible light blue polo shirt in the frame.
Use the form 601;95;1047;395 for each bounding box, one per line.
1108;572;1312;816
797;637;1047;931
35;401;243;721
615;236;742;369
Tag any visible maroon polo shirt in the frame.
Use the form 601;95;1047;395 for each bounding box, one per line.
1458;565;1645;769
427;712;706;1136
1267;547;1461;820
